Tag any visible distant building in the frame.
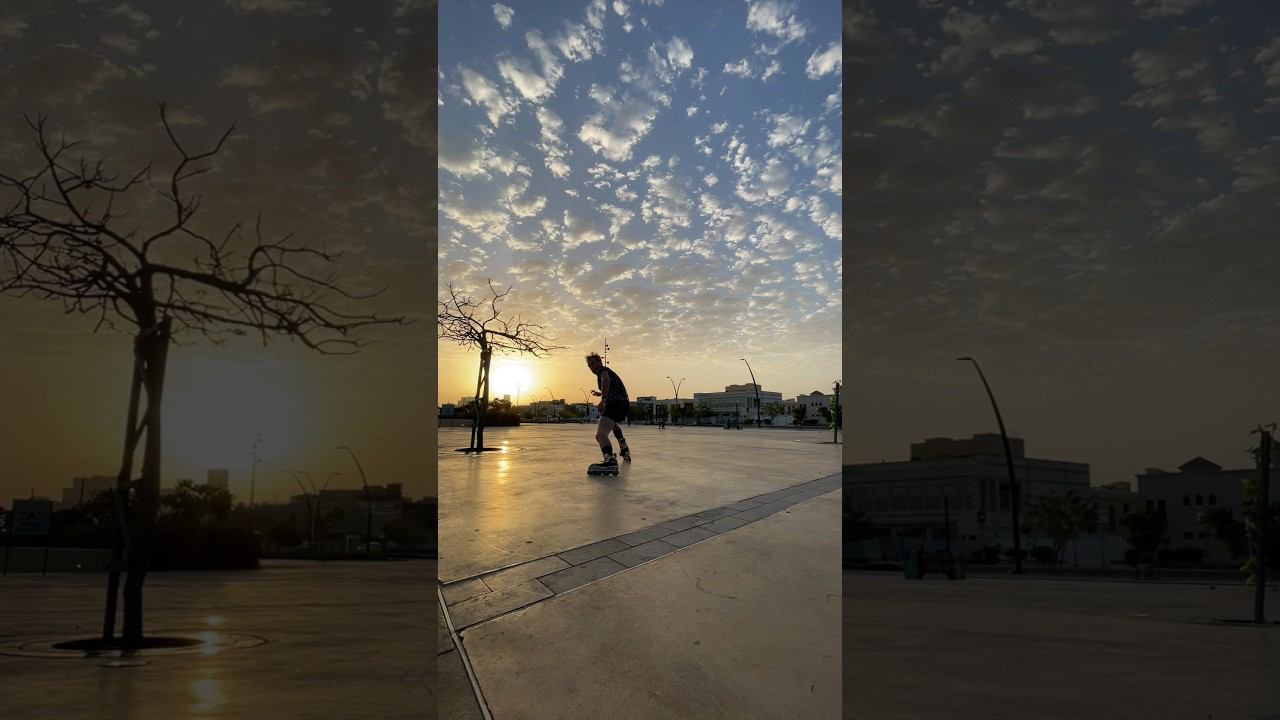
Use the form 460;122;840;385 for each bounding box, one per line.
207;468;229;491
1136;456;1279;564
1089;480;1140;533
459;396;476;406
60;475;117;508
634;396;656;421
570;402;600;421
440;403;456;417
845;434;1090;553
528;399;566;419
693;384;783;424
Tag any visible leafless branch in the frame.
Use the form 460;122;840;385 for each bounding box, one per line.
438;280;563;357
0;104;408;352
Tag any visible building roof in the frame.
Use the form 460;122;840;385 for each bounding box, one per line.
1177;456;1223;472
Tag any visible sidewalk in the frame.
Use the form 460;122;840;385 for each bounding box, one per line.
437;424;842;718
438;424;841;582
457;491;841;719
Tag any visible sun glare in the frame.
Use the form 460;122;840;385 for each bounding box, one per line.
488;358;533;402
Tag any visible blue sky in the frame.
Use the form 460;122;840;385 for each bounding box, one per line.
846;1;1280;484
438;0;842;402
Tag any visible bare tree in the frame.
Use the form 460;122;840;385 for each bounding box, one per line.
0;104;406;649
438;280;562;451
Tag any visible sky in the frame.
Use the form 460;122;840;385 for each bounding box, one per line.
0;1;433;502
437;0;843;406
846;2;1280;485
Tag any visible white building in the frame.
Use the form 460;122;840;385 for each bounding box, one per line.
693;384;783;425
1136;456;1279;564
783;390;836;425
845;434;1091;557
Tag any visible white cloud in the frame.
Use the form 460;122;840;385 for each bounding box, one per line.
562;210;605;248
578;34;693;162
759;157;790;196
666;36;694;71
745;0;808;44
579;94;658;162
723;58;753;77
459;66;514;126
767;113;809;147
536;106;572;178
497;56;555;102
613;0;629;16
642;174;694;235
553;1;606;63
686;105;699;116
761;60;782;81
805;41;841;79
600;203;634;239
704;174;719;186
492;3;514;28
710;121;729;134
806;195;841;239
439;133;526;179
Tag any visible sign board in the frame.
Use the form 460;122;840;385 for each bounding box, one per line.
10;499;53;537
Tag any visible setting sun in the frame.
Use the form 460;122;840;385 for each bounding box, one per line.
488;358;533;403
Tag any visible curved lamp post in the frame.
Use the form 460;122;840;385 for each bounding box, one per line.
337;446;374;556
739;358;762;427
544;386;554;421
957;356;1023;574
286;470;315;549
666;376;684;425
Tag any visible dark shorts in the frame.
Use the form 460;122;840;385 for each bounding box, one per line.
602;399;629;422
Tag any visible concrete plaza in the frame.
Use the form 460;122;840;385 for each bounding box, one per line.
437;423;843;718
845;571;1280;719
0;560;434;720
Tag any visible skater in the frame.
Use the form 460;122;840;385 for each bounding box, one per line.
586;352;630;474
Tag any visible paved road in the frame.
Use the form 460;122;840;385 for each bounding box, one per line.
844;571;1280;719
0;560;434;720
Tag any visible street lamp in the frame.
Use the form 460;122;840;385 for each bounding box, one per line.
739;358;762;427
544;386;554;421
286;471;314;549
337;446;374;556
298;470;323;549
957;357;1023;574
667;375;684;425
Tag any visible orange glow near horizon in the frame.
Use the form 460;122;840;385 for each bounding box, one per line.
488;357;533;402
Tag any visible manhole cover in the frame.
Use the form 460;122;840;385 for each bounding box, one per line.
0;631;267;659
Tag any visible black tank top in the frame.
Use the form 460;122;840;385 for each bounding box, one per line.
596;366;628;401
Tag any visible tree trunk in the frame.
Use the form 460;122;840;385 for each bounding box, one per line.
102;349;144;643
476;347;491;450
468;345;486;451
122;318;171;649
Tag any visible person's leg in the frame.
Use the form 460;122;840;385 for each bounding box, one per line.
612;423;630;458
595;416;616;460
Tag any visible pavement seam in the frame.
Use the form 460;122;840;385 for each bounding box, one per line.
444;479;841;631
438;584;495;720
